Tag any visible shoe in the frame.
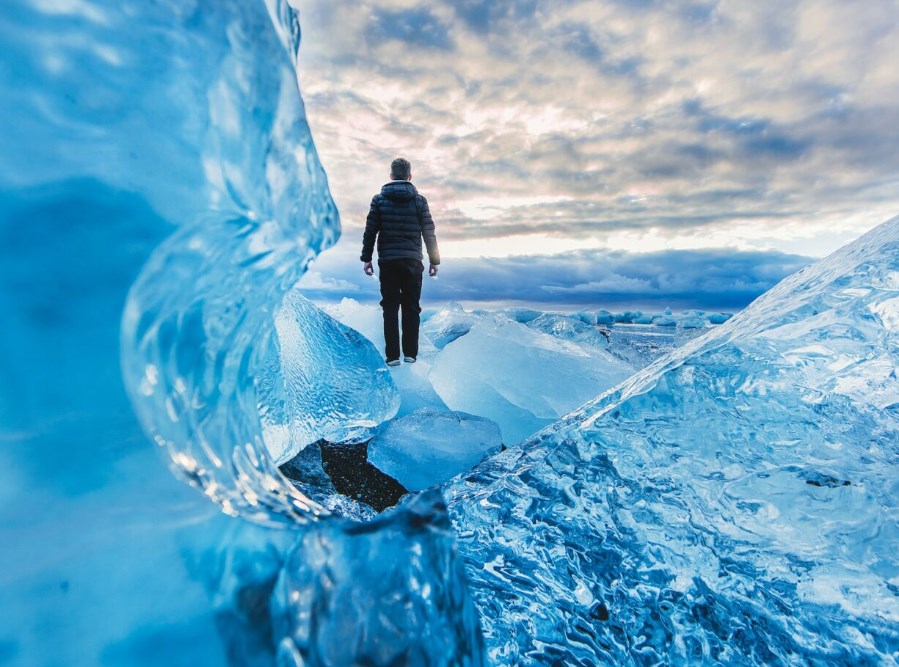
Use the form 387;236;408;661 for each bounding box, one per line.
403;356;416;364
386;359;400;367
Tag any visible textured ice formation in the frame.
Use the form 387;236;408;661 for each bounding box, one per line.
595;309;615;325
273;490;485;666
651;313;678;326
118;0;345;525
421;301;479;349
525;312;612;349
2;0;344;663
324;298;447;416
257;291;399;464
369;408;503;491
445;216;899;665
430;316;634;443
497;306;543;324
677;310;708;329
322;297;386;349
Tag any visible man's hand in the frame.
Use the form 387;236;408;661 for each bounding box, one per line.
429;264;438;277
363;261;374;276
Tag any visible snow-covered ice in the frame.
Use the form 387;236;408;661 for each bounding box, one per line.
368;408;502;491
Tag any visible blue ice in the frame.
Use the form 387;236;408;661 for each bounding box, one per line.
3;0;898;664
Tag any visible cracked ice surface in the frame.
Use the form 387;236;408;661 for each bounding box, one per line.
445;216;899;665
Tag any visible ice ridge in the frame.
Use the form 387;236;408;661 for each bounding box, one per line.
445;215;899;664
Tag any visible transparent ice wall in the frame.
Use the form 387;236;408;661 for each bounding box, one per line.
1;1;487;664
1;0;337;663
118;0;341;524
445;216;899;664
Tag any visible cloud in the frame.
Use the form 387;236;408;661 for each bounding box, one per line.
297;271;359;292
295;0;899;264
297;240;812;311
368;8;454;51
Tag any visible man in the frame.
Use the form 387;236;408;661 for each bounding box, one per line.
361;157;440;366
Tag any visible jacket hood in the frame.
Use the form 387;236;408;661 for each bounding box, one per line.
381;180;418;202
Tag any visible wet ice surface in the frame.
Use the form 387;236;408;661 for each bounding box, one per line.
2;0;351;663
256;291;399;464
273;490;486;666
429;316;634;443
10;0;898;662
301;299;741;515
368;408;502;492
444;217;899;665
280;302;728;515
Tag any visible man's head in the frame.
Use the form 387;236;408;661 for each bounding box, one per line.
390;157;412;181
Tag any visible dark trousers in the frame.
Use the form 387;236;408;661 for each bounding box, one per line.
379;259;423;361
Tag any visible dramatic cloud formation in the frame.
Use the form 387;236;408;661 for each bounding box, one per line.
298;241;811;311
293;0;899;307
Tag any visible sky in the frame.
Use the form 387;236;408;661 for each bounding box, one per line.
292;0;899;312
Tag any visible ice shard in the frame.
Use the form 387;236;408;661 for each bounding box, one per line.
257;291;399;465
445;216;899;664
368;408;503;491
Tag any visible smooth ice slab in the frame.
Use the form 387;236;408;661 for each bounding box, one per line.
429;316;634;443
368;408;502;491
257;291;399;464
445;215;899;665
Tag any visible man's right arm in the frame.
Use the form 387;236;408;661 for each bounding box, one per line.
360;196;380;264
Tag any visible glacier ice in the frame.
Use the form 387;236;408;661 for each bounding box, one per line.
430;315;635;443
322;297;387;349
8;0;899;663
421;301;480;349
323;298;448;417
368;408;503;491
444;216;899;665
273;490;485;666
117;0;345;523
2;0;365;664
525;311;612;349
256;291;399;464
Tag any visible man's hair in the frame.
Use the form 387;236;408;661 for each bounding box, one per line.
390;157;411;180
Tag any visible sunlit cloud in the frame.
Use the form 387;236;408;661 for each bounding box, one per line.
293;0;899;306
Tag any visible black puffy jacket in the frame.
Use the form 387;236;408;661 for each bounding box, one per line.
360;181;440;265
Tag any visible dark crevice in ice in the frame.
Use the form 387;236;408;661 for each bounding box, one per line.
280;439;408;513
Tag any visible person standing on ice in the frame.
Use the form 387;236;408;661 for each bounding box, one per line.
361;157;440;367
